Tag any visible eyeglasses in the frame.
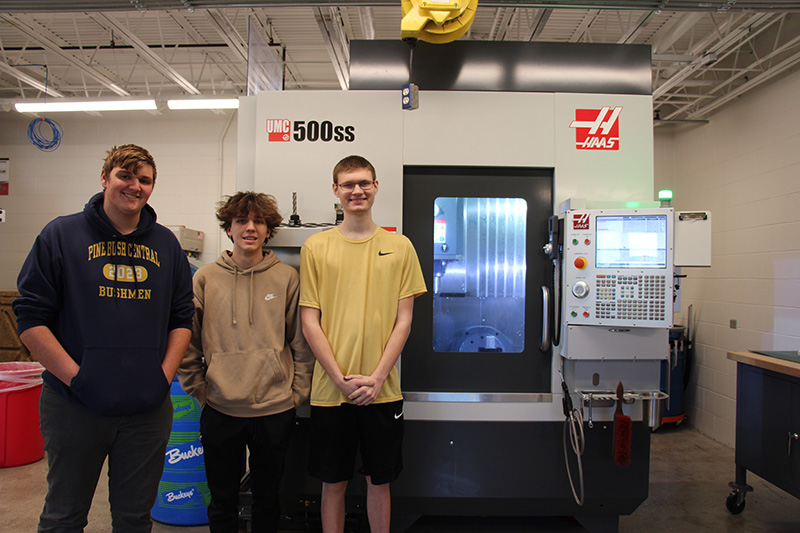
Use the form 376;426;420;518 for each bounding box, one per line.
336;180;374;192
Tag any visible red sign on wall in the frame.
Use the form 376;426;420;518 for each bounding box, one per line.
0;158;8;195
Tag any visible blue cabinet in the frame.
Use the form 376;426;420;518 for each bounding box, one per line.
727;352;800;513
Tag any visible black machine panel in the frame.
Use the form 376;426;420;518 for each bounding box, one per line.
394;420;651;517
350;41;652;95
402;166;553;394
279;419;652;524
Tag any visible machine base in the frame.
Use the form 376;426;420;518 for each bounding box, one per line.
277;418;652;532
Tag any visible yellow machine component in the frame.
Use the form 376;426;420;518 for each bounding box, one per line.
401;0;479;44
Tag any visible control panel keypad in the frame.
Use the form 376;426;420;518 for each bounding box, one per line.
594;274;667;321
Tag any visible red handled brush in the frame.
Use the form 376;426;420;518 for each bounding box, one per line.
613;381;631;466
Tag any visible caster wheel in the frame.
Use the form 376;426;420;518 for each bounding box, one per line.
726;491;746;514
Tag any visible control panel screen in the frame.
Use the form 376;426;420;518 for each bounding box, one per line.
596;215;668;269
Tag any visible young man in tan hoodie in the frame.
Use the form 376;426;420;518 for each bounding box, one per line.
178;192;313;533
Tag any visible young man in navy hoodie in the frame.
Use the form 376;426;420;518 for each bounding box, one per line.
14;144;195;532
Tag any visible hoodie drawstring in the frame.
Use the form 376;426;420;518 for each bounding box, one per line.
230;268;254;325
224;251;273;327
110;236;139;308
249;269;254;325
231;269;238;325
129;238;139;298
112;236;119;308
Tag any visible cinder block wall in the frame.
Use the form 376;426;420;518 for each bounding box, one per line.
0;111;239;292
655;68;800;447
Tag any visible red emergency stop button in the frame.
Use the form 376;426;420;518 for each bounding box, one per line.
574;257;587;269
583;311;590;318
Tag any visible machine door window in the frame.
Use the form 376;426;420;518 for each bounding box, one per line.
433;197;527;354
403;166;553;395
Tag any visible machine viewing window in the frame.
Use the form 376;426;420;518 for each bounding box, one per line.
432;197;527;353
596;215;668;269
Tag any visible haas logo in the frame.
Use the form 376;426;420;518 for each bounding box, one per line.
570;107;621;150
572;213;590;230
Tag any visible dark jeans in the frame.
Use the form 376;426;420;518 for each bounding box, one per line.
38;382;173;533
200;405;295;533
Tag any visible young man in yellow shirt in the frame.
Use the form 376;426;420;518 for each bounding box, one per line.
299;155;426;533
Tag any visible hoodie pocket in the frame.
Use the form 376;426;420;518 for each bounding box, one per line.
205;349;289;408
70;346;169;416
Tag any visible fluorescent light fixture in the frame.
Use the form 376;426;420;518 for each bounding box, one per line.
15;99;157;113
167;98;239;110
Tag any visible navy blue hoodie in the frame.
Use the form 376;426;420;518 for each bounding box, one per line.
14;192;195;416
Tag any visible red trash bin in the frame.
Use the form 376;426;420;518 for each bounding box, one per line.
0;361;45;468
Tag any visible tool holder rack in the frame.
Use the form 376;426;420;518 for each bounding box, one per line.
577;389;668;428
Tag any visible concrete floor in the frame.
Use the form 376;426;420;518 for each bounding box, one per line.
2;424;800;532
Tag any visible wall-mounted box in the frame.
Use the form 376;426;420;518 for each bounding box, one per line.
167;226;204;253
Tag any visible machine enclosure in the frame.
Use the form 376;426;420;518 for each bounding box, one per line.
239;87;668;525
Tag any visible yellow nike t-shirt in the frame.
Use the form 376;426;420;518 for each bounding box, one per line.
300;227;426;406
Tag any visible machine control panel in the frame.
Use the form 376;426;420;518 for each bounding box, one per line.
563;208;674;328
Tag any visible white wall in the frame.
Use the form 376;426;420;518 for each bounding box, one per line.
655;68;800;447
0;110;239;291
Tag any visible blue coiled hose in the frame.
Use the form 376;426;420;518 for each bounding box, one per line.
27;117;63;152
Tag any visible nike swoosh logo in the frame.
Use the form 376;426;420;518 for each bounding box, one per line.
394;411;403;419
378;251;394;256
264;294;275;301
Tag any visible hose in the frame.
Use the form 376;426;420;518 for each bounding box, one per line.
560;369;584;506
27;117;63;152
563;407;585;507
15;65;63;151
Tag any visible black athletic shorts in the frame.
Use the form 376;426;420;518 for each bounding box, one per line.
308;400;404;485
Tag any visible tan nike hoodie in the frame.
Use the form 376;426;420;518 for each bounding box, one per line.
178;250;313;417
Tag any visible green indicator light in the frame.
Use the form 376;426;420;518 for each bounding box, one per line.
658;189;673;200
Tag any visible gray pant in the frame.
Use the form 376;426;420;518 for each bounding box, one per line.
38;382;173;533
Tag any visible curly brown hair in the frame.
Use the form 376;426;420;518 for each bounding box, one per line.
216;191;283;243
332;155;376;184
102;144;157;181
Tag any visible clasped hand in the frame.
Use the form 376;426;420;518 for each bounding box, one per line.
341;374;382;406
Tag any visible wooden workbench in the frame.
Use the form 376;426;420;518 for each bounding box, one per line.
728;350;800;379
725;350;800;514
